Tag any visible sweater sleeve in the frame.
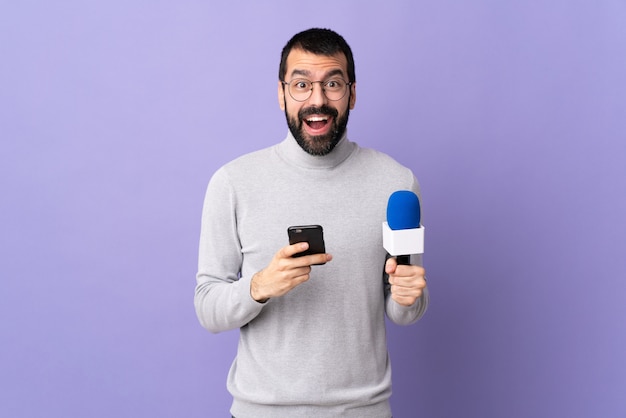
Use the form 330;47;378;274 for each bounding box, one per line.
194;168;265;333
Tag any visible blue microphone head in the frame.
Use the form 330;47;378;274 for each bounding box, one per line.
386;190;421;230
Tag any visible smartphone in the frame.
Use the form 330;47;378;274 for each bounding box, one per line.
287;225;326;264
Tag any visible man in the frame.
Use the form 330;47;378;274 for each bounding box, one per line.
195;28;428;418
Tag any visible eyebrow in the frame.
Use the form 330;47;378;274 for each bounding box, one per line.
290;68;346;80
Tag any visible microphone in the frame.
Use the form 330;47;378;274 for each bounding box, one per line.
382;190;425;265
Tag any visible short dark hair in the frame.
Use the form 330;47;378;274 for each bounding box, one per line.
279;28;356;83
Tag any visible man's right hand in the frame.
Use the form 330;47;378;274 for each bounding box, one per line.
250;242;332;302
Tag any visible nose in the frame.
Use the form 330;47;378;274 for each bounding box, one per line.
307;81;327;106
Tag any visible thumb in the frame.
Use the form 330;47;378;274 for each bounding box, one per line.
385;257;397;274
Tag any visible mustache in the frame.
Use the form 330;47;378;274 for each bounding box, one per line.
298;105;338;120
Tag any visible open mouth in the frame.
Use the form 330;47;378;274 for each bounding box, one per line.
304;115;331;132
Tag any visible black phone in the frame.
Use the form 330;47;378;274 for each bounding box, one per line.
287;225;326;264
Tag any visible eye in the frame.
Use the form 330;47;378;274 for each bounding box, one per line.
292;80;311;91
324;79;344;90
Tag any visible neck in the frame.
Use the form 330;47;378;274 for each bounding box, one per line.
278;130;355;169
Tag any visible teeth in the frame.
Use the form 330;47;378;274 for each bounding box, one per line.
306;116;328;122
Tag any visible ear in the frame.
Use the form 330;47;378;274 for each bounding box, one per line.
278;81;286;111
349;82;356;110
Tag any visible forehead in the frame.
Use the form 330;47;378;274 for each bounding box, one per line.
285;48;348;79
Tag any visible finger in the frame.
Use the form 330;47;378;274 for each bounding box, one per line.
385;257;397;274
290;265;312;278
391;284;423;298
390;275;427;289
297;252;332;267
291;267;312;283
391;264;425;278
280;242;310;258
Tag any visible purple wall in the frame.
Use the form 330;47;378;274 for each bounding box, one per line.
2;2;624;417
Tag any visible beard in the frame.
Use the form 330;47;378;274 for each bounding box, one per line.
285;104;350;156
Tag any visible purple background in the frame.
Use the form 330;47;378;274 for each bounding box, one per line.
2;1;625;417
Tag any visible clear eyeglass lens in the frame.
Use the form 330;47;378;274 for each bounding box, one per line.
288;79;348;101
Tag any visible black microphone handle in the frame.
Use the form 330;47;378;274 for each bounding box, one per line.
396;255;411;265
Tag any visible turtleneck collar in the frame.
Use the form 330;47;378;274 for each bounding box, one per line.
276;130;356;170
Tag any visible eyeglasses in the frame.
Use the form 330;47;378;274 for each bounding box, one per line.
281;78;352;102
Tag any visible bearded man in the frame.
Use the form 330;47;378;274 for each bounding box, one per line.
195;28;428;418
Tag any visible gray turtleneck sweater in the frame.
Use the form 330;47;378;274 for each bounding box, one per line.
195;131;428;418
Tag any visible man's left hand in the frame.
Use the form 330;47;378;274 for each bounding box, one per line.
385;257;427;306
